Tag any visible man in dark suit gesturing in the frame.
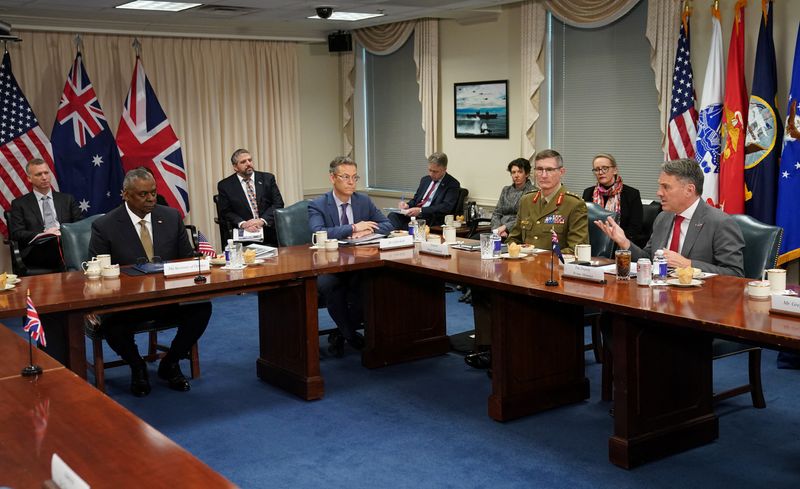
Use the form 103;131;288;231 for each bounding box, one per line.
389;152;461;229
217;148;284;245
9;158;82;271
89;168;212;397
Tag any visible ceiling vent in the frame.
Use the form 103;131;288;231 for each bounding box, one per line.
193;5;260;17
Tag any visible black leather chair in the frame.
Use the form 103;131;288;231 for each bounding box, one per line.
633;201;662;248
213;194;234;245
454;188;469;219
60;219;201;392
3;210;64;276
586;202;615;258
711;214;783;408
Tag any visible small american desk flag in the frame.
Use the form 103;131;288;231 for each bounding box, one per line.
197;231;216;257
23;292;46;347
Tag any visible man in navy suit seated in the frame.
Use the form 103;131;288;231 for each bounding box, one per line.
89;168;212;397
388;152;461;229
309;156;393;356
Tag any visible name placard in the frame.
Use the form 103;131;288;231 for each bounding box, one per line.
379;235;414;250
562;263;606;283
51;453;90;489
164;258;210;277
770;294;800;317
419;241;451;257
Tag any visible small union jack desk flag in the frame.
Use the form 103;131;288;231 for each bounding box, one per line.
23;291;46;347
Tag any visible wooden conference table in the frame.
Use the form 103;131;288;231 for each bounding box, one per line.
2;245;799;469
0;324;236;487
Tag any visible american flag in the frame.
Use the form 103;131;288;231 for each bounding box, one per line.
51;52;124;216
667;13;698;160
0;52;58;237
23;292;46;347
116;56;190;218
550;229;564;264
197;230;216;257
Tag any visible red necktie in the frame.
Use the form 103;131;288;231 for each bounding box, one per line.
669;215;684;253
419;180;438;206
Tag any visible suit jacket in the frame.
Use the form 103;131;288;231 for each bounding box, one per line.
217;171;284;229
629;199;744;277
582;183;643;239
406;172;461;226
89;204;193;265
309;191;394;240
9;191;82;256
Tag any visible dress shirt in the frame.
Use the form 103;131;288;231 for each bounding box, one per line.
419;180;440;208
125;202;152;242
666;197;700;253
332;193;354;227
33;189;56;225
236;174;266;227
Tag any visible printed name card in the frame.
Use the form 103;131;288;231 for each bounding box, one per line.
562;263;606;283
51;453;90;489
379;235;414;250
419;241;451;257
771;294;800;317
164;258;210;277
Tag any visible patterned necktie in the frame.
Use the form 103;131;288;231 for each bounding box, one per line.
669;215;684;253
139;220;154;260
419;181;438;206
340;203;350;225
244;178;259;219
41;196;58;229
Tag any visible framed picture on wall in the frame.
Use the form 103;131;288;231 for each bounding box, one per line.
454;80;509;139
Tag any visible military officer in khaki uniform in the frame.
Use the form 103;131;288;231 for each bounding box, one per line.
465;149;589;371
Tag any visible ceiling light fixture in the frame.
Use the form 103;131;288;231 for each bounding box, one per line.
308;12;384;21
116;1;202;12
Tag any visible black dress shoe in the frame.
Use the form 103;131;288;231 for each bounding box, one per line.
346;332;365;351
157;361;191;392
464;351;491;370
327;331;345;358
130;363;151;397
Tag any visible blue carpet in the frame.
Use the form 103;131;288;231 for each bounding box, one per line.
21;291;800;487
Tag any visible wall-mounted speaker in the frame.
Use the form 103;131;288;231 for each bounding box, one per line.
328;31;352;52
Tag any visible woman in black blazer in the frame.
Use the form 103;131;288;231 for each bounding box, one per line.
582;153;643;239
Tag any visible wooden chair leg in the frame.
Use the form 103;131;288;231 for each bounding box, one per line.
189;343;200;379
92;337;106;393
147;330;158;360
749;349;766;409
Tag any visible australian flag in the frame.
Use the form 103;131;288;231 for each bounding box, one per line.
51;52;124;216
116;56;190;218
550;229;564;264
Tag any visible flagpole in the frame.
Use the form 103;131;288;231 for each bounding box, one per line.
21;290;43;377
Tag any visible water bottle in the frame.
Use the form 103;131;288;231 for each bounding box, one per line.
491;228;502;257
409;216;416;239
653;249;668;282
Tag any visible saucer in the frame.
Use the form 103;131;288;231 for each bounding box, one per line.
2;283;15;290
9;278;21;284
244;259;266;266
499;252;528;259
86;274;102;280
666;278;702;287
209;258;227;266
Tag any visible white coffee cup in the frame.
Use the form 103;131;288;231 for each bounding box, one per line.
767;268;786;293
325;238;339;250
102;264;120;278
312;231;328;248
82;259;101;274
747;280;771;299
575;244;591;263
427;234;441;244
444;215;455;226
442;225;457;244
96;254;111;269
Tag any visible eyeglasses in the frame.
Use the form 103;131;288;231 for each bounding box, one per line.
533;167;561;175
591;166;613;174
334;174;360;183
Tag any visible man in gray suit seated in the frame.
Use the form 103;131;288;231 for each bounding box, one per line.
594;158;744;277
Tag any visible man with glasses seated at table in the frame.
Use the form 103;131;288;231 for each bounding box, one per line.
309;156;394;357
466;149;589;370
388;152;461;229
89;168;212;397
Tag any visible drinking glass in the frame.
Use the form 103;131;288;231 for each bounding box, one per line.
480;233;494;259
615;249;631;281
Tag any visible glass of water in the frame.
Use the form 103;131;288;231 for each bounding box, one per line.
480;233;495;259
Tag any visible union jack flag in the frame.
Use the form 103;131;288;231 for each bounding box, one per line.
550;229;564;264
51;52;124;216
117;56;190;218
667;12;698;160
23;292;46;347
0;52;58;237
197;230;216;257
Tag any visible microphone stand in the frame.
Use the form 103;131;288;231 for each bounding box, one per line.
545;247;558;287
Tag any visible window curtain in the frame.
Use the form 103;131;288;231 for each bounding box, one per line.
7;30;302;250
521;0;678;157
343;19;439;159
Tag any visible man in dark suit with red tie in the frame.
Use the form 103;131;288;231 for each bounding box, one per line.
89;168;211;397
216;148;284;245
388;152;461;229
8;158;82;272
